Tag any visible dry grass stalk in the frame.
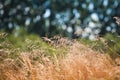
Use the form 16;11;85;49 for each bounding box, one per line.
0;41;120;80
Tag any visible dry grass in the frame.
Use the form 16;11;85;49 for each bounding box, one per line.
0;41;120;80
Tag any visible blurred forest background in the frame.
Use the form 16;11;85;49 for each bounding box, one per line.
0;0;120;40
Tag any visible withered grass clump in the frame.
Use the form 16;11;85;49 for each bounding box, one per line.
0;38;120;80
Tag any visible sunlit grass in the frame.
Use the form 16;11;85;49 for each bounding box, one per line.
0;32;120;80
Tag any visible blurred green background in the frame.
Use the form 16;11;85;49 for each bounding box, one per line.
0;0;120;39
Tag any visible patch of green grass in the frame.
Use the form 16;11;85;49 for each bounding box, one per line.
0;31;68;61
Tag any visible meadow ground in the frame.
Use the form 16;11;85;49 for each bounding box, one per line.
0;35;120;80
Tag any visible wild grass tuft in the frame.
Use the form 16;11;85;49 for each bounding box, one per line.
0;33;120;80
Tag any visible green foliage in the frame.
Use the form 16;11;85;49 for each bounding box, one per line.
79;33;120;58
0;29;68;61
79;38;106;53
103;34;120;58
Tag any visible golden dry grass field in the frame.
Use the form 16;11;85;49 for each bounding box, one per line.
0;34;120;80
